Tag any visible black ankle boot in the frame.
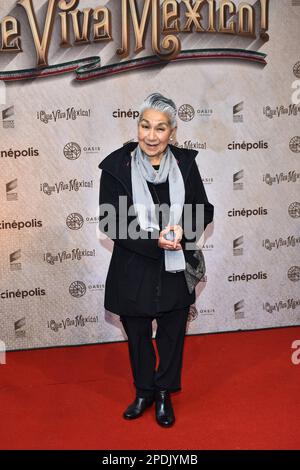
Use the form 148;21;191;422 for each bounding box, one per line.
155;390;175;427
123;396;154;420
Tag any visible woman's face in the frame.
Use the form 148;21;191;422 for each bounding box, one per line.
137;108;176;160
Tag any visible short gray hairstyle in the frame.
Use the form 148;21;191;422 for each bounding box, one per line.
139;92;177;129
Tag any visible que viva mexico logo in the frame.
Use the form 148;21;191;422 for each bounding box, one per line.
0;0;270;82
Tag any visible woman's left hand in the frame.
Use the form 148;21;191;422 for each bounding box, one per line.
166;224;183;249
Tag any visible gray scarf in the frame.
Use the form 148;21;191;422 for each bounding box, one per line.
131;144;186;273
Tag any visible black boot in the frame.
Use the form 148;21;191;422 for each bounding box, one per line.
123;395;154;420
155;390;175;427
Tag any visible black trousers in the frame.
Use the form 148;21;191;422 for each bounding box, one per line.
120;306;190;398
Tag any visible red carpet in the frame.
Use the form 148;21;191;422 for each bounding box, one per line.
0;327;300;450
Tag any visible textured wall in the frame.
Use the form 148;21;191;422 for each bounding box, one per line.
0;0;299;351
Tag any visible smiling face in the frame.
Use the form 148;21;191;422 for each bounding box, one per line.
137;108;176;162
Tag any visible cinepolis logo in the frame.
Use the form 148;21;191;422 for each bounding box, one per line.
187;305;198;322
228;207;268;217
63;142;81;160
0;147;39;160
69;281;86;298
228;140;268;151
289;136;300;153
0;218;43;231
112;109;140;120
178;104;195;122
66;213;84;230
288;202;300;218
228;271;268;282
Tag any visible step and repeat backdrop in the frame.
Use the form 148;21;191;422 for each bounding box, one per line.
0;0;299;351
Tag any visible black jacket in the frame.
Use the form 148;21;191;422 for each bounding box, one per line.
98;141;214;316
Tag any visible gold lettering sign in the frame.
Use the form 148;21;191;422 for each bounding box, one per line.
0;0;270;67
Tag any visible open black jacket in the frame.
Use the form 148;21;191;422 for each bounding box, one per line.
98;141;214;316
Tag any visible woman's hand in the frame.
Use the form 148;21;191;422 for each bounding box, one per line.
158;225;183;250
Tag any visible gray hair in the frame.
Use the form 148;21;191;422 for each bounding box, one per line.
139;92;177;129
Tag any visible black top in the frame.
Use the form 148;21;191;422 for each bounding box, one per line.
144;164;195;316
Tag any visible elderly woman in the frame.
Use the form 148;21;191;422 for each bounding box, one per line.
98;92;214;427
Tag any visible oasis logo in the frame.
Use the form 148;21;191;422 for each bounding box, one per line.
293;62;300;79
288;202;300;218
287;266;300;282
178;104;195;122
69;281;86;298
66;213;84;230
289;136;300;153
64;142;81;160
63;142;101;158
